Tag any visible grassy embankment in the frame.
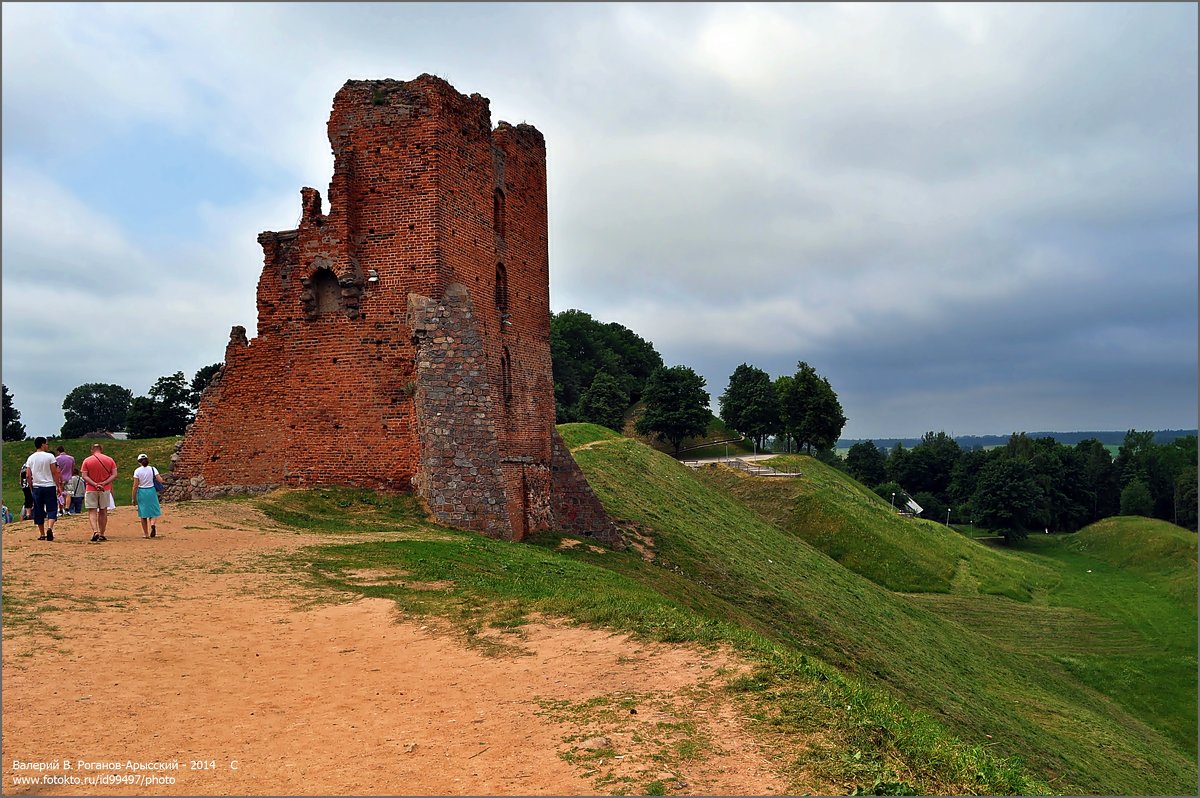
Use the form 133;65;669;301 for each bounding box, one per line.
2;436;179;513
702;455;1198;756
620;406;755;460
258;424;1193;794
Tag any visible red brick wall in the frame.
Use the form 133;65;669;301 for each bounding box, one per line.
167;74;617;545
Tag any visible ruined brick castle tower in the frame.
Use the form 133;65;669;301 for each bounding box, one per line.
167;75;619;546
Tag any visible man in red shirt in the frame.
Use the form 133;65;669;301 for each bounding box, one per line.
80;443;118;542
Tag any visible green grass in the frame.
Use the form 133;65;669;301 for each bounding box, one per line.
621;407;754;458
284;488;1047;794
272;426;1196;794
564;431;1194;794
3;436;180;512
559;423;623;450
256;487;440;535
696;454;1057;599
10;428;1186;793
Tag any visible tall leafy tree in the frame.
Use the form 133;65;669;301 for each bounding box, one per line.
772;375;795;451
1076;438;1120;523
886;442;912;485
1111;431;1199;524
61;383;133;437
808;375;847;453
873;481;907;509
972;457;1045;542
1119;479;1154;517
719;363;780;450
1174;465;1198;531
577;371;629;433
903;432;962;499
777;362;846;454
127;372;194;438
2;384;26;441
190;363;223;408
635;365;710;456
845;440;887;487
948;447;994;510
550;310;662;423
1160;435;1198;526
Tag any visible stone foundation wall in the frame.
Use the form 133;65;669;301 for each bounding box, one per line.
550;428;623;548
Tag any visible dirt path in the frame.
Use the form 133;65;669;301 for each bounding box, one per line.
1;502;794;796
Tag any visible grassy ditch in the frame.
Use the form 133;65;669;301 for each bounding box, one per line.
698;453;1056;599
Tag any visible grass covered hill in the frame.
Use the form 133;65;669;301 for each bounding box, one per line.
283;425;1194;794
565;427;1195;794
3;436;179;512
693;451;1197;774
695;453;1057;599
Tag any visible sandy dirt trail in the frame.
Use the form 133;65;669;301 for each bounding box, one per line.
2;501;796;796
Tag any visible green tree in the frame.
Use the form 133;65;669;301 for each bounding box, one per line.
948;447;993;508
972;457;1045;543
578;371;630;433
1160;435;1198;527
1119;479;1154;517
635;365;710;456
190;363;223;408
772;375;795;451
907;431;962;499
777;362;846;454
1115;429;1174;521
124;397;158;439
845;440;887;487
873;480;906;510
61;383;133;437
886;442;911;485
808;375;847;452
2;384;26;441
550;310;662;423
719;363;780;450
1076;438;1120;523
126;372;193;438
1174;465;1197;531
913;491;948;524
1006;434;1089;532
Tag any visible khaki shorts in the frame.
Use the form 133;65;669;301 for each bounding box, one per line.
84;490;112;510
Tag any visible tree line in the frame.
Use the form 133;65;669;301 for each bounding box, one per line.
1;365;222;442
842;430;1198;539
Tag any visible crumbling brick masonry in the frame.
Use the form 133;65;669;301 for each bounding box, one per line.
166;75;620;547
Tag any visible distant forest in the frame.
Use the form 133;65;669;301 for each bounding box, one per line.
839;430;1198;450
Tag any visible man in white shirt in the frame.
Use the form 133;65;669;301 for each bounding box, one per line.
23;437;63;541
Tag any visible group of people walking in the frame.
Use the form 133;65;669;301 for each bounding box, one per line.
10;438;164;542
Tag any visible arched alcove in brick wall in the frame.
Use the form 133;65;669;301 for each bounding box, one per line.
501;346;513;407
493;187;506;240
312;269;341;314
495;262;509;317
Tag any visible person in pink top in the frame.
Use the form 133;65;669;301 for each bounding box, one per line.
80;442;118;542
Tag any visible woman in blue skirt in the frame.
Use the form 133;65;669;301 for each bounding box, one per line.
130;453;163;538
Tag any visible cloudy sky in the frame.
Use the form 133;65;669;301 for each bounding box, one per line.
3;2;1196;441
